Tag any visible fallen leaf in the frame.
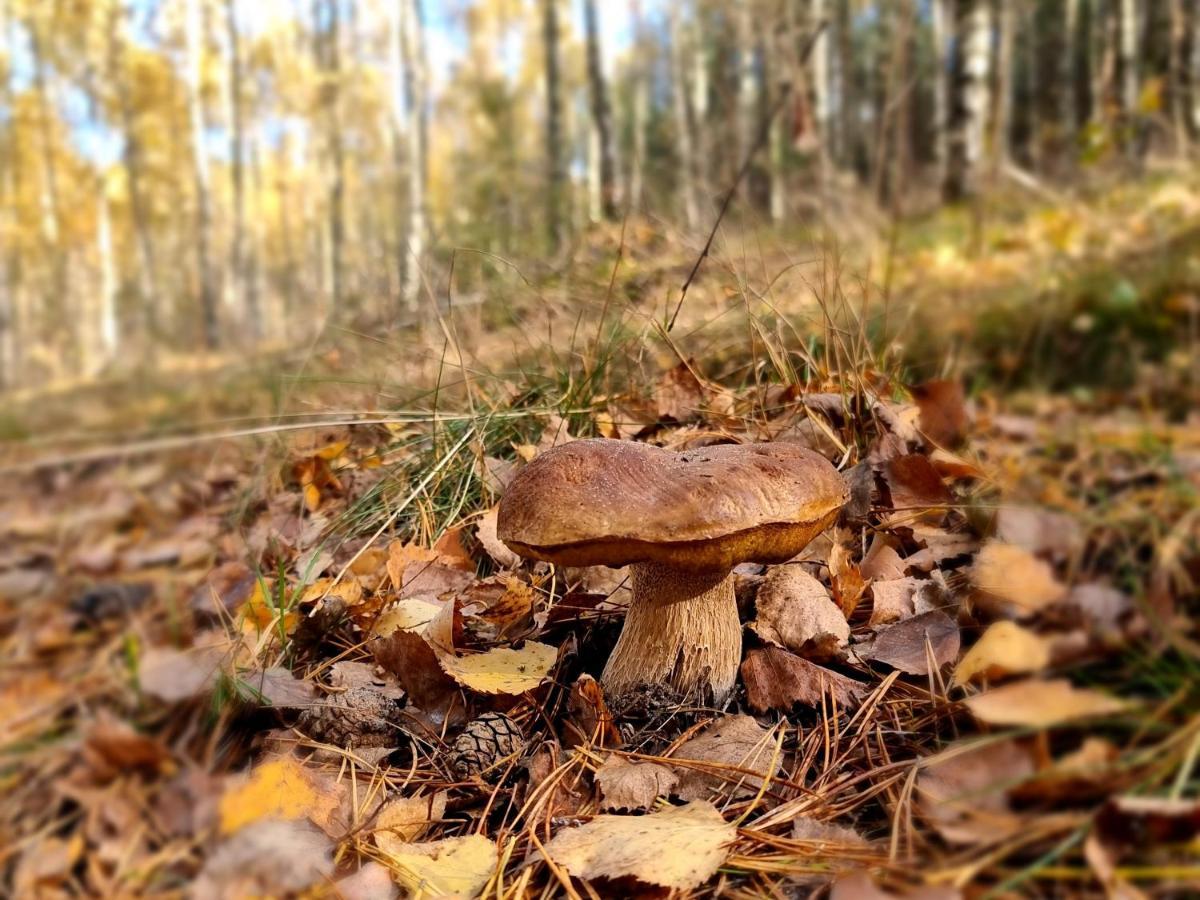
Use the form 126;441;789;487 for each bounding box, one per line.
372;600;461;719
860;537;906;582
1064;582;1134;636
971;541;1067;618
401;562;476;601
911;379;968;447
540;800;735;890
565;673;622;748
385;541;440;592
883;454;953;523
672;714;781;801
741;646;866;713
193;820;334;900
432;525;474;570
218;757;342;835
829;541;868;617
437;641;556;694
476;507;521;569
373;791;448;845
868;577;922;626
864;611;960;675
917;739;1035;845
82;712;172;779
830;871;962;900
334;862;400;900
1095;796;1200;848
751;566;849;660
235;666;320;708
139;645;226;703
954;621;1051;684
962;678;1131;728
377;833;498;898
791;816;868;845
595;756;679;812
994;506;1083;562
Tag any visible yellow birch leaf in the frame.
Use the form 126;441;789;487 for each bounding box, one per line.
437;642;557;695
541;800;735;890
219;757;341;835
955;621;1051;684
963;678;1131;728
379;833;498;898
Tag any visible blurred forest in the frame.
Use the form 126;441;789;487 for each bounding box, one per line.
1;0;1198;391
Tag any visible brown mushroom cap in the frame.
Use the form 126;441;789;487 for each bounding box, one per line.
497;439;848;570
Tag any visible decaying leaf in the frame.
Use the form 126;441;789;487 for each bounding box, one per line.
829;541;869;617
565;673;622;748
139;644;226;703
830;871;962;900
954;621;1051;684
917;739;1035;845
863;611;960;675
218;756;343;836
962;678;1131;728
994;506;1083;562
377;833;498;898
971;541;1067;618
741;645;866;713
672;714;781;801
791;816;869;845
373;791;448;846
594;756;679;812
883;454;953;524
860;537;906;582
868;577;922;626
437;641;556;694
193;820;335;900
475;506;521;569
540;800;735;890
751;566;849;660
1095;796;1200;849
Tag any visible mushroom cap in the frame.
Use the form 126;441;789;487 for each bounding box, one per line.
497;439;848;570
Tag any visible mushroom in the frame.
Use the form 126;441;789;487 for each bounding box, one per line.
496;439;847;704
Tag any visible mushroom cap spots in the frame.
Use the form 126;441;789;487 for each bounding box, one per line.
497;439;848;570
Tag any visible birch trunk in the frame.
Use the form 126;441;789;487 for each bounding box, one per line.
399;0;427;310
225;0;259;339
691;5;710;196
931;0;951;181
627;0;648;212
944;0;992;200
185;0;219;347
584;0;617;220
669;5;699;228
541;0;565;246
97;177;119;368
1117;0;1139;157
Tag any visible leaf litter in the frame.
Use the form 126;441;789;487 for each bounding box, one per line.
1;356;1197;898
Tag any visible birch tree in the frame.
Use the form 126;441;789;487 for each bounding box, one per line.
399;0;428;310
669;4;699;228
944;0;992;200
541;0;565;246
185;0;219;347
225;0;259;338
583;0;617;221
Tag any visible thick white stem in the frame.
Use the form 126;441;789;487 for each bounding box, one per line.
601;562;741;704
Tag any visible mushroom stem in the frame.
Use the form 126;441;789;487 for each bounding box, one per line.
601;561;741;704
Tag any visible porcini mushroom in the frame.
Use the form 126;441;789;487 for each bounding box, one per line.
496;439;847;704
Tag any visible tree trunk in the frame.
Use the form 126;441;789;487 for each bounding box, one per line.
399;0;427;310
541;0;565;247
991;0;1015;171
690;4;710;197
96;177;119;369
944;0;992;201
225;0;259;339
583;0;617;221
810;0;832;177
185;0;219;348
669;5;699;229
1168;0;1191;154
835;0;856;168
735;0;758;177
1190;0;1200;138
314;0;345;312
1117;0;1140;158
627;0;648;212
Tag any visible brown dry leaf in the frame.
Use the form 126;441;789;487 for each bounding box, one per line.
335;862;400;900
301;577;364;607
377;833;498;898
751;566;849;660
883;454;953;523
373;791;448;845
741;645;866;713
971;541;1067;618
962;678;1131;728
540;800;735;891
372;599;461;717
565;673;622;748
436;641;557;695
139;644;226;703
829;541;868;617
1064;582;1134;637
917;739;1035;845
193;820;335;900
654;361;709;423
791;816;868;845
869;577;922;626
432;525;474;570
954;621;1051;684
218;756;342;835
475;575;535;635
672;714;781;801
594;756;679;812
911;379;968;447
861;536;906;582
82;712;173;779
476;506;521;569
994;506;1083;562
1095;796;1200;848
237;666;319;708
864;611;960;675
929;448;983;480
400;562;476;601
385;541;440;592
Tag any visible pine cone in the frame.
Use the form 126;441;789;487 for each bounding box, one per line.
450;712;524;780
297;687;404;748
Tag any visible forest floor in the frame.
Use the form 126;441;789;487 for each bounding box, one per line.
1;171;1199;898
